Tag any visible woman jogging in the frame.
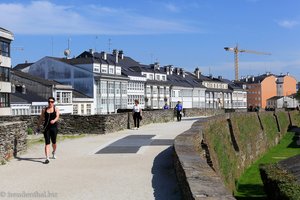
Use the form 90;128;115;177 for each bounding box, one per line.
37;97;60;164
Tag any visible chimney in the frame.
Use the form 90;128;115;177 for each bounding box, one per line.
119;50;124;60
154;62;160;70
89;49;94;55
113;49;118;63
180;68;185;78
165;66;170;75
218;75;223;79
252;76;255;82
245;77;248;82
170;66;174;75
194;67;201;79
175;68;180;75
101;51;107;60
22;84;26;94
11;84;15;93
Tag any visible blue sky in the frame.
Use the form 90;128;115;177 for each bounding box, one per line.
1;0;300;80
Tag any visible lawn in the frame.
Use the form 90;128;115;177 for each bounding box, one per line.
235;131;300;200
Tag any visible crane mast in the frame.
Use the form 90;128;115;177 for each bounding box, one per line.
224;45;271;80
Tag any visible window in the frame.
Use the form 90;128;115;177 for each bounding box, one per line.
56;91;71;104
121;83;127;94
0;40;10;57
109;66;114;74
156;75;160;80
162;76;166;81
149;74;154;80
101;81;107;95
0;93;10;107
101;65;108;73
94;66;100;73
73;104;78;114
86;104;91;115
108;82;114;94
81;104;84;114
115;82;120;94
0;67;10;82
116;67;121;75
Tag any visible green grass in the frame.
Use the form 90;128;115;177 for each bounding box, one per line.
235;131;300;200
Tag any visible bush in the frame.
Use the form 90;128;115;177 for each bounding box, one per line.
27;127;33;135
259;163;300;200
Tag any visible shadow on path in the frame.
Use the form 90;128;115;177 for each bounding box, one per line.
15;156;45;164
151;146;182;200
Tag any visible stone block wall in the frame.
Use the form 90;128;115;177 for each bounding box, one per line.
174;111;293;199
183;108;224;117
0;121;27;163
0;109;177;135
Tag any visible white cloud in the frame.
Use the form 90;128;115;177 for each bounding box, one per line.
164;3;180;13
0;1;201;35
277;20;299;29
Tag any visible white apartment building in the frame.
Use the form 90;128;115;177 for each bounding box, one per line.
0;27;13;116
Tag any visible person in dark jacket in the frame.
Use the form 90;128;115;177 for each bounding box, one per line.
174;101;183;121
37;97;60;164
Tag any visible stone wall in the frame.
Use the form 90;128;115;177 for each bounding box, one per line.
183;108;225;117
0;108;222;135
174;111;293;199
0;121;27;164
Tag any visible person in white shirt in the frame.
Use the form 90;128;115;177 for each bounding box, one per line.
132;99;142;130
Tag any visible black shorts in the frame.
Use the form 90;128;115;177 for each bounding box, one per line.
43;127;58;145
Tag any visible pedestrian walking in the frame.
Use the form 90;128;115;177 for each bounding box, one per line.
37;97;60;164
163;103;169;110
174;101;183;121
132;99;142;130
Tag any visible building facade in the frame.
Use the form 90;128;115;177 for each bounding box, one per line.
0;27;13;116
11;69;74;114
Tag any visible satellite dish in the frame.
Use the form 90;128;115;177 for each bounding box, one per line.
64;49;71;57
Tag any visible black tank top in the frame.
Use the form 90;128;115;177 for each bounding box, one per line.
43;106;57;129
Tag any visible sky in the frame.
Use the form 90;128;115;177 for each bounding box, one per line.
1;0;300;81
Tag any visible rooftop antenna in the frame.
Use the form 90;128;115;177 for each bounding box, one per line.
95;35;99;52
150;53;153;64
51;36;54;56
108;38;112;52
64;37;71;59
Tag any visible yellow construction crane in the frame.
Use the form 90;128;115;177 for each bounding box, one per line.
224;45;271;80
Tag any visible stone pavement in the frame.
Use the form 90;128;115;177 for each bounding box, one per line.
0;117;202;200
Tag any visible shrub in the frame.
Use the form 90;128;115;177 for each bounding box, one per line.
259;163;300;200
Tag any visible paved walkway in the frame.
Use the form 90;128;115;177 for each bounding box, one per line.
0;117;201;200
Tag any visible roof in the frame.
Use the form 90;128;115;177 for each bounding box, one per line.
11;90;47;104
72;89;92;98
11;69;60;86
0;27;14;40
240;73;275;83
267;96;284;101
218;78;245;91
14;62;33;71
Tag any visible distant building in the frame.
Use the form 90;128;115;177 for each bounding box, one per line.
11;69;74;114
13;49;248;113
276;73;297;96
0;27;14;116
266;96;298;109
241;73;297;109
241;74;277;109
